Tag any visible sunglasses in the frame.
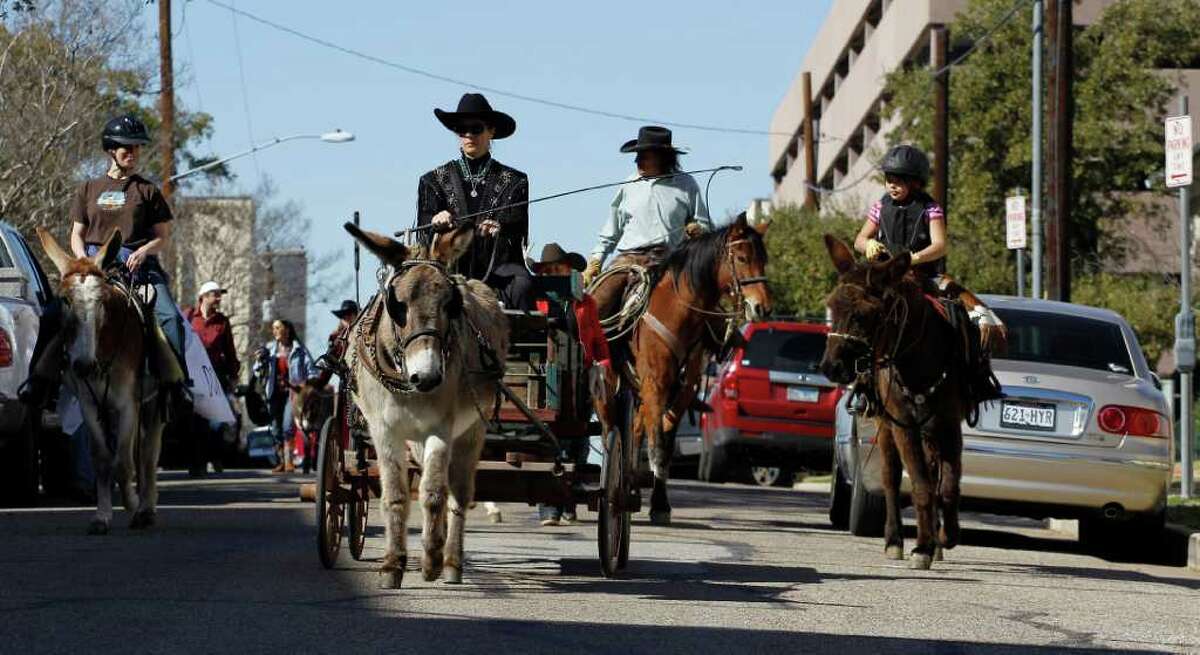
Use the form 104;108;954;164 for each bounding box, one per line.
456;122;489;136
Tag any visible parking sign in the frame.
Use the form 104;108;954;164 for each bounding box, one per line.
1005;195;1027;250
1166;114;1193;188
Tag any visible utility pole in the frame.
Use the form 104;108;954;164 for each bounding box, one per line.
931;26;949;210
801;71;818;210
158;0;176;200
1031;0;1044;298
1044;0;1072;301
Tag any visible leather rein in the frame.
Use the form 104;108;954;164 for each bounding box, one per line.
830;279;945;430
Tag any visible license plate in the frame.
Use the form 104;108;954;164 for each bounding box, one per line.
787;386;820;403
1000;402;1057;431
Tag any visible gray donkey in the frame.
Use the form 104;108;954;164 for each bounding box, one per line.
343;223;509;588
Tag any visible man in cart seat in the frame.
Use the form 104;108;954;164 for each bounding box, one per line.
527;243;613;525
415;93;534;310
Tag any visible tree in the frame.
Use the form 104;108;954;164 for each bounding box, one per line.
763;204;860;319
0;0;222;242
878;0;1200;363
882;0;1200;292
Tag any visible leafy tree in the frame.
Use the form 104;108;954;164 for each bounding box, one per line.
0;0;223;241
764;204;860;319
873;0;1200;362
882;0;1200;294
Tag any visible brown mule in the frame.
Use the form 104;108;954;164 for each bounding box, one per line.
819;235;970;569
598;214;772;526
36;228;166;535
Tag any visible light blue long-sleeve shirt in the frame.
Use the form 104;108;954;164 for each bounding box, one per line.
591;172;712;261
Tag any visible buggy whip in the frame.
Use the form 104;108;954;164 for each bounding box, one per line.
393;165;743;239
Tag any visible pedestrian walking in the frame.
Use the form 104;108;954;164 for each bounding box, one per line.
185;281;240;476
254;319;316;473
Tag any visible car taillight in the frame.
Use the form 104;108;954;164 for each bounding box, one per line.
1097;405;1168;438
0;327;12;367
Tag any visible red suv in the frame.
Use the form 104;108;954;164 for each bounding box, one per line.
698;321;842;486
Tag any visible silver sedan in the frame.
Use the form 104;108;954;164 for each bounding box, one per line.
829;295;1173;551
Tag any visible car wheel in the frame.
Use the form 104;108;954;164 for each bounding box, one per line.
847;458;885;537
750;466;795;488
0;409;39;506
829;453;851;530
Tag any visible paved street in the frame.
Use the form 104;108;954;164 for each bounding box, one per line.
1;471;1198;654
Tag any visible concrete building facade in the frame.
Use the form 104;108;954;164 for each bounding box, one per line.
768;0;1117;215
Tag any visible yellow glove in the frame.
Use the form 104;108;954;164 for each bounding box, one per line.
582;258;603;288
865;239;889;261
684;222;706;238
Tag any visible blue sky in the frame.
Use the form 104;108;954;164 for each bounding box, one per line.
152;0;830;348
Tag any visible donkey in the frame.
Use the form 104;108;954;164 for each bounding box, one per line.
820;235;970;570
344;223;509;588
293;381;335;474
37;228;165;535
600;214;771;525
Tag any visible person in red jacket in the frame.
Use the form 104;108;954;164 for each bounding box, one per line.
185;281;241;391
184;280;240;476
528;243;613;525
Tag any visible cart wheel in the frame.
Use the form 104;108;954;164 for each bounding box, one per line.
316;416;345;569
599;389;635;577
348;480;369;561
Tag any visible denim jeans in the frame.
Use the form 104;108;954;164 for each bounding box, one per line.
83;245;185;360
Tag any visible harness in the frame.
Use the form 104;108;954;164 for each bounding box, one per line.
68;268;158;454
830;280;947;431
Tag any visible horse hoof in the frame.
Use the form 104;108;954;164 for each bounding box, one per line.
487;511;503;524
934;546;945;562
444;567;462;584
910;553;933;570
422;553;444;582
86;520;109;536
129;511;156;530
648;509;672;526
378;569;404;590
885;545;904;561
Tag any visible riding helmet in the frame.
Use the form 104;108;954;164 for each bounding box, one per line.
880;144;930;182
101;114;152;151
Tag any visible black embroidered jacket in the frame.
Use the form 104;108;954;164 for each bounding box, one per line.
415;155;529;280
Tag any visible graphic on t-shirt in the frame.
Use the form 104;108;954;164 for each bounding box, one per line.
97;190;126;211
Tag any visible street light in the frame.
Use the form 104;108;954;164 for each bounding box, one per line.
169;129;355;183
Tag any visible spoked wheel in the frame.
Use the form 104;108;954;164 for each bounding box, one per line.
316;416;345;569
599;389;635;577
347;479;369;561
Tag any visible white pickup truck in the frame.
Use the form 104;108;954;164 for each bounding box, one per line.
0;221;56;504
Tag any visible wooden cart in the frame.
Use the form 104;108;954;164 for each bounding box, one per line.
314;277;639;577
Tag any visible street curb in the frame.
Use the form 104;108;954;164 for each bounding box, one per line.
1166;523;1200;572
1045;518;1078;538
1045;519;1198;569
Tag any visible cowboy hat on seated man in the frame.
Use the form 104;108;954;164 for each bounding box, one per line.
416;93;533;310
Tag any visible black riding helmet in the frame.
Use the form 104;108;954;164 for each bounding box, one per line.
101;114;151;151
880;144;930;183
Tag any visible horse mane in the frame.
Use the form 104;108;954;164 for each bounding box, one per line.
656;222;767;306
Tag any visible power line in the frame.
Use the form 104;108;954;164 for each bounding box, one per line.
808;0;1032;195
201;0;797;138
227;0;261;182
931;0;1031;78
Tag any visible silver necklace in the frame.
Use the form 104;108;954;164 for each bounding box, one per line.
456;155;493;198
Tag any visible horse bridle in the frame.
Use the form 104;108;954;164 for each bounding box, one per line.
384;259;457;378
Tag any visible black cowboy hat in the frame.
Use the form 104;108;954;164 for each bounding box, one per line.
434;93;516;140
526;243;587;274
620;125;686;154
331;299;360;319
